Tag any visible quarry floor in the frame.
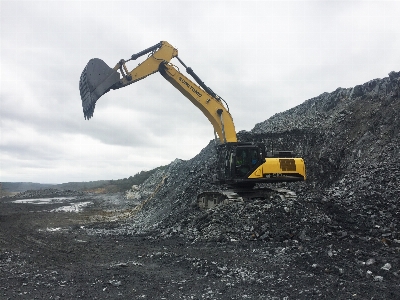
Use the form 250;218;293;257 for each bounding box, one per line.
0;193;399;300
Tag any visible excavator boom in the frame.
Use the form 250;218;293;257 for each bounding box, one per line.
158;63;237;143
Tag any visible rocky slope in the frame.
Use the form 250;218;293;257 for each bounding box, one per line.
73;70;399;298
97;70;399;252
2;71;399;299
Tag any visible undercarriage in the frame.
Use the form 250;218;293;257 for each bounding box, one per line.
197;187;296;209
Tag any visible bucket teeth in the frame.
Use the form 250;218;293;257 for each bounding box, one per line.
79;65;95;120
79;58;120;120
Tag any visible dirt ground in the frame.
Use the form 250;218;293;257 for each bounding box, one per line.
1;193;399;300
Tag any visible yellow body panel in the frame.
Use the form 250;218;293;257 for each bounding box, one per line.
116;41;237;144
160;64;237;143
114;42;178;87
248;158;306;179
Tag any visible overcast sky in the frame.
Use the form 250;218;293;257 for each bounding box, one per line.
1;0;400;184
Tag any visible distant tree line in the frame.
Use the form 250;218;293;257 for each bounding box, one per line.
107;165;167;192
1;165;168;194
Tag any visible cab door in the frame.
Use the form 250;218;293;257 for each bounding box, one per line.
234;147;260;178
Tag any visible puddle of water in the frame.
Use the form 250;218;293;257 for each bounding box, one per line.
13;197;76;205
51;201;93;213
13;197;92;213
46;227;62;232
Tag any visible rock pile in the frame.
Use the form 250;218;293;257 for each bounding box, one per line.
3;70;399;299
114;71;400;248
252;70;400;134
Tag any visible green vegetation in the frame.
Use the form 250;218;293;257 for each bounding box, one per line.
108;165;167;192
1;165;168;194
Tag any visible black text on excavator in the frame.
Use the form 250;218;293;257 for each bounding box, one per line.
79;41;306;209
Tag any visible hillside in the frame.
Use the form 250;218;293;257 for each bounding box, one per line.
1;167;167;195
120;70;399;241
109;71;399;297
65;72;400;299
0;182;56;193
1;71;399;299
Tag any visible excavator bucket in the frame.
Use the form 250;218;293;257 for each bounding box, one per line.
79;58;120;119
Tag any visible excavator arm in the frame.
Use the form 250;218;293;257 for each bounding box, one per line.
79;41;236;144
79;41;306;188
158;62;237;143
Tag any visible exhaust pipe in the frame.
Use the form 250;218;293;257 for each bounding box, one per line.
79;58;120;119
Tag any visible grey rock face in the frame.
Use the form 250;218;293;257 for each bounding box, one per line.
113;71;399;247
3;70;399;300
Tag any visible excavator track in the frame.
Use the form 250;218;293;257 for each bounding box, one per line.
197;188;296;209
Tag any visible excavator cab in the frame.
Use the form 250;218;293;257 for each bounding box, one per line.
235;147;261;177
217;143;264;187
216;143;304;187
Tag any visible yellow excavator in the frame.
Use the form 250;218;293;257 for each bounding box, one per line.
79;41;306;209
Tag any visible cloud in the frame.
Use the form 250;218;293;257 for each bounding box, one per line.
1;0;400;183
